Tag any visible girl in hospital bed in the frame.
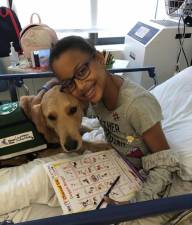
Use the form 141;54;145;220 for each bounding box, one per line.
30;36;185;225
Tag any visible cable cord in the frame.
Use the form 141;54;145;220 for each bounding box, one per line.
154;0;159;19
180;14;190;66
176;15;189;73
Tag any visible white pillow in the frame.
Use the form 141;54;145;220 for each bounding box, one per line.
151;67;192;178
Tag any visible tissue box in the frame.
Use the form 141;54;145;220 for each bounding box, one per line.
0;102;47;159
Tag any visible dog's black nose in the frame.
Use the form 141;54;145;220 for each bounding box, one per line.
64;136;78;151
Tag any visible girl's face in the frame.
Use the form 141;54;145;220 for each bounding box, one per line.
51;49;107;104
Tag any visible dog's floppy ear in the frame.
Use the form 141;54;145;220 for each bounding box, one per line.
20;95;58;143
31;103;59;143
20;96;35;119
31;103;46;135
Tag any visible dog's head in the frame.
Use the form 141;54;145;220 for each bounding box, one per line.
20;85;86;153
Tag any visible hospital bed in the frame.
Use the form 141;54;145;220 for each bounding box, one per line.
0;66;192;224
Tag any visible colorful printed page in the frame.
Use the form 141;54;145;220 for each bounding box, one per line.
44;149;142;214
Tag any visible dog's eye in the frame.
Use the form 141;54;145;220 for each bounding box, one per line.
48;114;57;121
69;106;77;115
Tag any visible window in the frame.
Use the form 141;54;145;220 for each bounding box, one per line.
97;0;157;36
14;0;168;39
1;0;8;6
15;0;91;29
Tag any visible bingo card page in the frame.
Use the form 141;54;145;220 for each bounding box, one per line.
44;149;142;214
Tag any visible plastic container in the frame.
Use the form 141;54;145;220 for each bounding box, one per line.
9;42;19;66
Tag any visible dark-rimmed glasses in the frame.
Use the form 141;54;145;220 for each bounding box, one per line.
60;57;93;93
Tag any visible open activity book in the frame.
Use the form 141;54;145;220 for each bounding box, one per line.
44;149;142;214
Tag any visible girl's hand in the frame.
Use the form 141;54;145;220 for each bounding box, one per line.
103;196;129;206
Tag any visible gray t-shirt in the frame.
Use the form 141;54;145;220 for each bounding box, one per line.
93;78;163;168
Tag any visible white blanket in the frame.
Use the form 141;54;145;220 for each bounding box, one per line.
0;154;62;222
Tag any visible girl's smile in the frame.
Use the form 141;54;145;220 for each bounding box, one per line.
83;84;96;101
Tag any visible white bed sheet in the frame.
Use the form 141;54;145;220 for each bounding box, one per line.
0;153;62;223
1;67;192;223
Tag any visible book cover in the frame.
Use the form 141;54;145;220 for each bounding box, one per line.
0;102;47;159
44;149;142;214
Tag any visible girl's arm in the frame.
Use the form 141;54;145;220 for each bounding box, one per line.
142;122;170;153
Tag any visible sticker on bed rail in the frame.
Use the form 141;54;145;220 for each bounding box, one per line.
0;102;18;115
0;131;34;148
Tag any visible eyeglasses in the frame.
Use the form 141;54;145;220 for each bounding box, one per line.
60;58;92;93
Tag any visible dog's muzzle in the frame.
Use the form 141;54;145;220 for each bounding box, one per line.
64;136;78;151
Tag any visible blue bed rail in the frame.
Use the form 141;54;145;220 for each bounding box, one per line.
12;194;192;225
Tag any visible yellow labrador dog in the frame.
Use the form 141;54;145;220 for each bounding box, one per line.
20;85;110;155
